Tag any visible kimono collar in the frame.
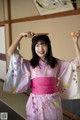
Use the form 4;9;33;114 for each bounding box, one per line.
39;59;47;67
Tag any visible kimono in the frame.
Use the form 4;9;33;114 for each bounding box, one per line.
3;52;80;120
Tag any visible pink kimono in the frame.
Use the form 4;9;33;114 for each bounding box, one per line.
3;52;80;120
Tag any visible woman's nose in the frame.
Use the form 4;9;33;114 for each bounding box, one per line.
39;45;43;50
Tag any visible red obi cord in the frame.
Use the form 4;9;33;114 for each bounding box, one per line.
31;77;59;94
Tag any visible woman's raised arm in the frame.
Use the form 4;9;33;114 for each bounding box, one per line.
7;32;35;57
71;31;80;65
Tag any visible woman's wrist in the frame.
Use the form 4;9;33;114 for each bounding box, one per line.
18;32;35;39
19;33;24;38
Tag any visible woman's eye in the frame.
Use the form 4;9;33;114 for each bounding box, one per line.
44;44;46;46
42;44;46;47
36;43;41;46
36;43;47;47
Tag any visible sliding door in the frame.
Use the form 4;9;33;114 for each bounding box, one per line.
0;26;6;80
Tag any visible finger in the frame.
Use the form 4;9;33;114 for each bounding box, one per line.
75;32;80;37
25;34;27;37
71;31;80;37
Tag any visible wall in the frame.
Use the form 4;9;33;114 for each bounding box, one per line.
0;0;4;21
11;0;38;19
12;15;80;61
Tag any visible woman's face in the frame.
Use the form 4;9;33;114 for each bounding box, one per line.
35;41;48;60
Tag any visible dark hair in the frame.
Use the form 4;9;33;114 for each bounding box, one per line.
30;35;58;68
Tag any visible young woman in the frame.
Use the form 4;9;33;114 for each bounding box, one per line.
3;32;80;120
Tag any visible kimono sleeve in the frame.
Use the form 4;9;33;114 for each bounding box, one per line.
3;53;31;93
58;58;80;99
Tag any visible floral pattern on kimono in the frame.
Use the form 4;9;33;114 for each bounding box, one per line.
3;52;80;120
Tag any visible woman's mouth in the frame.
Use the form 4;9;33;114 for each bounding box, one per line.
38;51;44;54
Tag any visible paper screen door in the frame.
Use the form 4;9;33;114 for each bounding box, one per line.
0;26;6;80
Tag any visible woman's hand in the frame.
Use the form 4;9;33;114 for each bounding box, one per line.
71;31;80;43
21;32;35;38
7;32;35;57
71;31;80;65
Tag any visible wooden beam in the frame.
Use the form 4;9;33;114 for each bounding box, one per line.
11;9;80;23
0;78;4;83
7;0;12;46
63;109;80;120
0;53;6;61
0;20;8;26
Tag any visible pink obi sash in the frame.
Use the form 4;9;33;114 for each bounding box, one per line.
31;77;59;94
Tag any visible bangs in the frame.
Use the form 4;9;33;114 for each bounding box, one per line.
32;35;50;46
